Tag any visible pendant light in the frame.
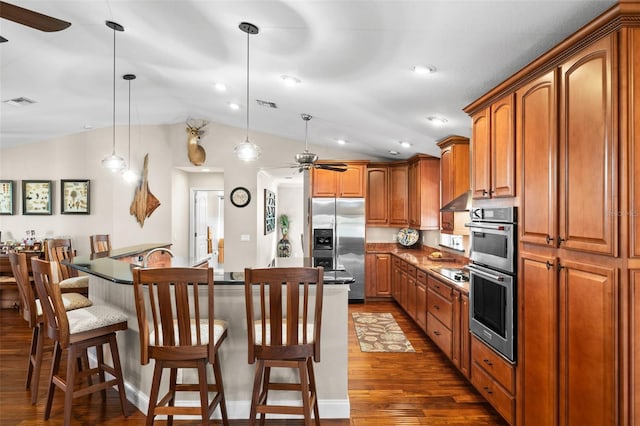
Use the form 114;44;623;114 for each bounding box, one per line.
122;73;139;183
234;22;261;162
101;20;126;172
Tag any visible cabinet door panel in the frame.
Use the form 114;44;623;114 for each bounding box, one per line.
632;270;640;426
312;168;338;197
559;35;616;255
519;251;558;426
630;29;640;258
471;108;491;199
441;148;454;232
559;259;616;426
375;254;391;295
518;71;557;247
389;165;409;227
460;293;470;378
340;164;365;197
491;94;516;197
366;167;388;225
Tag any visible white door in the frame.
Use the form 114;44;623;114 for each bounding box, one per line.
194;190;209;260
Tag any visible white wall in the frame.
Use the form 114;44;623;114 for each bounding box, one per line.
1;120;383;268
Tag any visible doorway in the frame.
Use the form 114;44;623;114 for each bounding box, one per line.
191;189;224;270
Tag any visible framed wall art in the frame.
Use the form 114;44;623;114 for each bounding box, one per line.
61;179;90;214
264;189;276;235
0;180;14;215
22;180;52;215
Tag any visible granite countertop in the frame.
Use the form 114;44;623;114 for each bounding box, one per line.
366;243;470;292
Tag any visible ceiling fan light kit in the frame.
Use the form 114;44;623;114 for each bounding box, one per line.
102;20;126;173
234;21;261;162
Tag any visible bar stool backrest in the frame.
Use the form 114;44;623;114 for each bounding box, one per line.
31;258;67;346
9;252;38;327
89;234;111;255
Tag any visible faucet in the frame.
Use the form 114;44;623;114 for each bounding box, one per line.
143;247;175;267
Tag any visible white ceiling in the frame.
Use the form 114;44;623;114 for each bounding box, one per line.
0;0;617;161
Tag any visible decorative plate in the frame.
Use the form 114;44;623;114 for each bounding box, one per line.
397;228;419;247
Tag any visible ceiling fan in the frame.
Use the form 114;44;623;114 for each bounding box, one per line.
0;1;71;43
292;114;347;173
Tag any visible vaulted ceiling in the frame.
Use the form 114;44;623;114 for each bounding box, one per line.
0;0;617;160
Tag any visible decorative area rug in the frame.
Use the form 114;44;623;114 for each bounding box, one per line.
352;312;415;353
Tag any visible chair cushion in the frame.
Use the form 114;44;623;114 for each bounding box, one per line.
254;320;315;345
66;304;128;335
59;276;89;289
149;319;228;347
35;293;93;316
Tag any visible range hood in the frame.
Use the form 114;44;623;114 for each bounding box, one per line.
440;190;471;212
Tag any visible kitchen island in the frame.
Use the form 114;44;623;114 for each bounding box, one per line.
66;244;350;420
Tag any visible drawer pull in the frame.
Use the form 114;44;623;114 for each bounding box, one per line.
483;386;493;395
483;358;493;366
433;331;441;336
433;305;440;310
434;285;440;290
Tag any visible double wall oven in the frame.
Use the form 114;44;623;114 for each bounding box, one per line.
466;207;517;363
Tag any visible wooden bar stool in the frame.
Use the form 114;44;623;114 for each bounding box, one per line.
243;266;324;426
31;258;128;425
9;252;92;404
89;234;111;255
43;238;89;296
132;267;229;426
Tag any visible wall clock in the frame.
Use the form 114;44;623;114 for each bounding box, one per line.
230;186;251;207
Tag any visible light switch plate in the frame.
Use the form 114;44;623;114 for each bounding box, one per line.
241;234;250;241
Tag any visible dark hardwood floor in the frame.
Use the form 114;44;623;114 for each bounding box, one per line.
0;300;506;425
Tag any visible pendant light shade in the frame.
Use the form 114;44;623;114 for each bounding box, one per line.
102;20;126;173
234;22;261;162
122;73;139;183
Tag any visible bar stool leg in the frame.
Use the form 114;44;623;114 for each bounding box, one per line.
307;358;320;426
108;334;128;417
28;324;45;404
168;367;178;426
146;362;163;426
44;342;63;420
64;345;79;426
213;352;229;426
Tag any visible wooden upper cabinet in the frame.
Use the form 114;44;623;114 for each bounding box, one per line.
518;70;558;247
437;136;469;233
312;161;366;198
388;164;409;227
558;35;616;256
366;166;389;225
471;95;515;200
408;156;440;230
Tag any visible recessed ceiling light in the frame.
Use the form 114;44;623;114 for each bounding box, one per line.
399;141;412;148
427;116;448;126
388;150;400;155
201;168;211;172
280;75;301;87
412;65;436;75
214;82;227;92
83;124;93;130
336;139;347;145
228;102;240;110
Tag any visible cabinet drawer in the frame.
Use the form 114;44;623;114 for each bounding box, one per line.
427;288;453;329
428;276;453;300
471;362;514;424
416;269;427;284
471;335;514;393
392;257;403;269
427;313;452;358
406;264;417;277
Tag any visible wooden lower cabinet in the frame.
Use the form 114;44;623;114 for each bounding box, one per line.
365;253;391;298
519;250;618;425
471;335;515;424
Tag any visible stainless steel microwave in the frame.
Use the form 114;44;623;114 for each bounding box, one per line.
466;207;517;274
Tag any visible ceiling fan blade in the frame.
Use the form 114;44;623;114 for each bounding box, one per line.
0;35;7;43
0;1;71;32
316;164;348;172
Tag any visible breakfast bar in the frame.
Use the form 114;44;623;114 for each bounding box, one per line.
66;244;350;419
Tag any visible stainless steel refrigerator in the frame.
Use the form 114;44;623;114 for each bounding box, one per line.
311;198;365;302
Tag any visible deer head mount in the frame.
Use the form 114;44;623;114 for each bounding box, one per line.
186;119;208;166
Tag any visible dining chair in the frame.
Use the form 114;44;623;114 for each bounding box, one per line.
31;257;128;425
132;266;229;426
89;234;111;255
8;252;92;404
43;238;89;296
243;266;324;426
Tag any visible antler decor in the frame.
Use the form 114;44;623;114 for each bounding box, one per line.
186;118;208;166
130;153;160;227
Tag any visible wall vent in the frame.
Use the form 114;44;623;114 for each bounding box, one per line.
256;99;277;109
3;97;37;107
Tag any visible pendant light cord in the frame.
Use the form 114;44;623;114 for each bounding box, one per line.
112;27;116;156
245;30;250;142
127;78;131;168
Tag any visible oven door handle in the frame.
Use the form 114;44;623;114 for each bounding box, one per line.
467;264;505;281
465;223;507;231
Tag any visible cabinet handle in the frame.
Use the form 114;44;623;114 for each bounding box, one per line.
482;189;488;196
545;261;553;270
433;331;441;336
433;305;440;310
489;189;495;195
558;236;566;246
558;263;566;271
545;235;554;245
434;285;440;290
483;386;493;395
483;358;493;366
